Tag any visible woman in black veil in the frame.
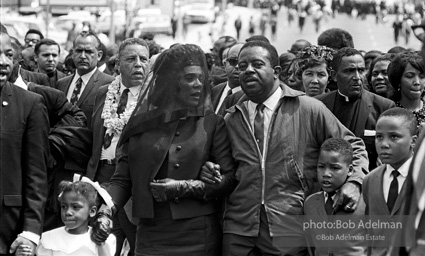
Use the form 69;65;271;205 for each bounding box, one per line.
105;44;236;255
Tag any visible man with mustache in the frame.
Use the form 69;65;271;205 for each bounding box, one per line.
0;24;49;256
34;39;67;88
86;38;150;256
56;31;114;128
203;40;369;255
316;47;395;171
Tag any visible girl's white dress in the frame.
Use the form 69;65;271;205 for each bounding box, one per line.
37;227;116;256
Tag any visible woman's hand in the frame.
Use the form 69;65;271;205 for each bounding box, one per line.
199;161;222;184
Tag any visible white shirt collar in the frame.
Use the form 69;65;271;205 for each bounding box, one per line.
386;157;412;178
14;66;28;90
77;67;97;85
98;63;107;72
120;81;142;98
248;86;282;112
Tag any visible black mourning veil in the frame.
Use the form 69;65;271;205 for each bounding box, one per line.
119;44;213;144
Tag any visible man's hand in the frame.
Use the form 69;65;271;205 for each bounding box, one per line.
91;205;113;245
334;182;361;212
9;236;36;256
199;161;222;184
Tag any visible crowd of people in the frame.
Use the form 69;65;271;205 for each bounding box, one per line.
1;9;425;256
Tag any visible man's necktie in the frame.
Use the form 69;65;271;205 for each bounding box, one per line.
226;89;233;97
387;170;400;213
103;89;130;149
325;192;335;215
70;77;82;105
254;103;265;154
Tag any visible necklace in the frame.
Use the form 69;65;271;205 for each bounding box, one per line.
101;75;139;136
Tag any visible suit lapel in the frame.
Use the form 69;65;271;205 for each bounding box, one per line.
77;69;98;106
355;91;372;136
375;166;391;215
59;74;74;95
391;178;408;216
212;83;226;109
1;82;12;124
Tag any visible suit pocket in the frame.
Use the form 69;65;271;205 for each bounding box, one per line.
3;195;22;206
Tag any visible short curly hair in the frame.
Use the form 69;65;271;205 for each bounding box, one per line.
387;51;425;102
320;138;353;165
318;28;354;50
58;180;100;208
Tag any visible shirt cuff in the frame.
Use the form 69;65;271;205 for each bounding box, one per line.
19;231;40;246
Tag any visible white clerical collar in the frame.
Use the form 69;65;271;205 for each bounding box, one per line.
338;90;350;102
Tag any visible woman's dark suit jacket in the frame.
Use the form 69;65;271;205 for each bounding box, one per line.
107;113;236;220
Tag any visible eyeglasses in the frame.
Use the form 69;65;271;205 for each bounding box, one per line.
411;25;425;42
24;39;40;44
226;58;238;67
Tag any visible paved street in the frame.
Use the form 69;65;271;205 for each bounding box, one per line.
154;6;422;55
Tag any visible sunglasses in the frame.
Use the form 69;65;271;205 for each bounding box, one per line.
226;57;238;67
411;25;425;42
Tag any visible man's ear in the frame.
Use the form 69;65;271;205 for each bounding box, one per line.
273;66;282;79
97;50;103;62
34;53;39;63
411;134;418;151
347;164;354;176
90;206;97;218
330;70;337;82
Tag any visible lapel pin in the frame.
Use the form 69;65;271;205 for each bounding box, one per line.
2;101;8;107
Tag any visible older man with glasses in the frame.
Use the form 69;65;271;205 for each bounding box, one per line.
211;43;244;116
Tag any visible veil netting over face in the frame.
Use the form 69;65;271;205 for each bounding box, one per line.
119;44;213;145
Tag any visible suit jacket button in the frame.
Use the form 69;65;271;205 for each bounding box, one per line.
176;145;182;151
175;131;180;136
174;163;180;168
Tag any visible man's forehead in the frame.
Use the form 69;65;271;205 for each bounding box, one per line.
75;36;98;48
340;55;365;65
239;46;269;58
26;33;40;38
39;44;60;53
0;34;12;49
120;44;148;55
228;44;243;57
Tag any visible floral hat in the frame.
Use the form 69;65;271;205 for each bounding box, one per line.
296;45;335;72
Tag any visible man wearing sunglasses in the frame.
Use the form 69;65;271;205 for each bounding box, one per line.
212;43;244;116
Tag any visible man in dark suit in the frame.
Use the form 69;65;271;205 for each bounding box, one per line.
316;47;395;170
56;31;114;128
0;28;49;256
8;42;51;88
87;38;150;256
209;36;237;87
212;43;243;116
34;39;66;88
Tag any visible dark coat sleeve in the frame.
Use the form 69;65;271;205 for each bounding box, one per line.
203;115;236;200
23;94;49;235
